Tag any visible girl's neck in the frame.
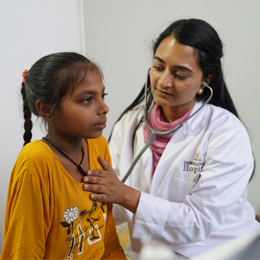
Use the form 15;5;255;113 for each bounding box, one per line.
45;134;84;155
42;135;89;183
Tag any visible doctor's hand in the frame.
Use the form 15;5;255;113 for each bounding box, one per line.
82;156;141;214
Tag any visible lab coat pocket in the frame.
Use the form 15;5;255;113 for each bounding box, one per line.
169;177;195;202
169;167;201;202
154;154;203;201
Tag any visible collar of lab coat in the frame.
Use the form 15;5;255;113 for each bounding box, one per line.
139;100;207;132
182;100;207;132
135;100;207;190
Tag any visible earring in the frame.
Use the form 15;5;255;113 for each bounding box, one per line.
198;89;203;93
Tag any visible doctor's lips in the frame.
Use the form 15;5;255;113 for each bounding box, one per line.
156;88;174;96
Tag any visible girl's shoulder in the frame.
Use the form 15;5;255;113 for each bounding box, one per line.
7;140;57;196
13;140;57;179
19;140;55;162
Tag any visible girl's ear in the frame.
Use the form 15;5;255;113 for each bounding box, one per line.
36;101;54;121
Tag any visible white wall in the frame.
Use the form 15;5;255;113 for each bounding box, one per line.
83;0;260;211
1;0;260;254
0;0;84;252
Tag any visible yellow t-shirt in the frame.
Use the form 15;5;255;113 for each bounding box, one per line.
1;136;126;260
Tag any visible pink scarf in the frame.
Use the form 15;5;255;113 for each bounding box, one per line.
143;104;193;176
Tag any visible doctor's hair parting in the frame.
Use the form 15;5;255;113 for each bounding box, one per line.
21;52;102;147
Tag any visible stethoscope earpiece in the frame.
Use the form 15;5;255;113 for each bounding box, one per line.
202;81;208;87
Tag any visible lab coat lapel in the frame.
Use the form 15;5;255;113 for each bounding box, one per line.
150;125;191;194
150;101;206;194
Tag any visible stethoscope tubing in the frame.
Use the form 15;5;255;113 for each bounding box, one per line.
121;70;213;183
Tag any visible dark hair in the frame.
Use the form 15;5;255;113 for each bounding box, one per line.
109;18;239;143
21;52;101;146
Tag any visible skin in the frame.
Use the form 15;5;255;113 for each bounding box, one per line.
37;68;109;183
82;37;212;213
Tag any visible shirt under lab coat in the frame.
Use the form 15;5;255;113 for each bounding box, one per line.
109;101;260;258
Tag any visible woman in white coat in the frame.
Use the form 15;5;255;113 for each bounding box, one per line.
83;18;260;258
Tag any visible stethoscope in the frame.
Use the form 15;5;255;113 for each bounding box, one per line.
121;69;213;183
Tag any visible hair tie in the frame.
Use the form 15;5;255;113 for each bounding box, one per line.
22;69;29;83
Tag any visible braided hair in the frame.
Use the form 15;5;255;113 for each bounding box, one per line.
21;82;33;145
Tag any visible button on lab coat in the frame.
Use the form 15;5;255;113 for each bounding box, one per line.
109;101;260;258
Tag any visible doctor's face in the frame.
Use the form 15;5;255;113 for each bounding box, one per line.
150;36;204;122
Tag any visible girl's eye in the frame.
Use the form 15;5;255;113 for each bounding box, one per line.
102;93;108;100
83;97;93;103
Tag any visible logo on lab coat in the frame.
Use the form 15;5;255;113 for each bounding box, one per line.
183;152;203;174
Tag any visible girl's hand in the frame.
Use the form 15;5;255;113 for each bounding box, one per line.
82;156;141;213
82;156;124;204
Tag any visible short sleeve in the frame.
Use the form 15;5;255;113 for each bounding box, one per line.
1;162;53;259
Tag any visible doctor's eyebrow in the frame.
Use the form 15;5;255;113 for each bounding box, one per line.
153;56;193;73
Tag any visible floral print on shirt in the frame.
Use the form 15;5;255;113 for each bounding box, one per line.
60;201;106;259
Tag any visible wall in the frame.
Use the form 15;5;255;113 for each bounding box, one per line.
83;0;260;211
0;0;260;254
0;0;84;252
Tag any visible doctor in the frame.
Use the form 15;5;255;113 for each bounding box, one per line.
83;18;260;258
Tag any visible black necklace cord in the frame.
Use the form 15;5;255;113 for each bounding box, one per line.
42;137;86;176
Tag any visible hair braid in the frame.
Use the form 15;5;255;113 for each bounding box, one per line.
21;83;33;146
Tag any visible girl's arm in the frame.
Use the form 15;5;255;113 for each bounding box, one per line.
1;168;51;259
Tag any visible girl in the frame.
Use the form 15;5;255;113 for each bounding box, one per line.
1;52;126;259
82;19;260;258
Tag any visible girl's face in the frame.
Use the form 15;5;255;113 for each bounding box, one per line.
150;36;205;122
51;68;109;140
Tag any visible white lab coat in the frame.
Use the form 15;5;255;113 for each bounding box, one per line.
109;101;260;258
